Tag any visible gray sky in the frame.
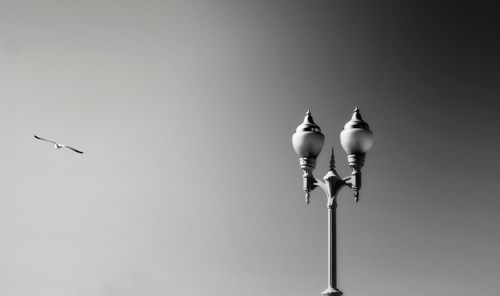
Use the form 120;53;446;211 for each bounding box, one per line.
1;1;499;295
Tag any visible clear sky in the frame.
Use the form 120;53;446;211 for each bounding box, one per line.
0;1;499;295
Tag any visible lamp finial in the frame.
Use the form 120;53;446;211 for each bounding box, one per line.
329;147;336;171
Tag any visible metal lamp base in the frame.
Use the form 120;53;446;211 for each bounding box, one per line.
321;288;342;296
322;287;343;296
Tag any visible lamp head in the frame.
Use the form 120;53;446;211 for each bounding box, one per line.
340;107;373;202
292;110;325;204
292;109;325;160
340;107;374;157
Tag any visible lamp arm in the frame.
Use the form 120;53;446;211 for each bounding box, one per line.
342;175;353;187
301;176;330;205
342;169;362;202
313;178;329;195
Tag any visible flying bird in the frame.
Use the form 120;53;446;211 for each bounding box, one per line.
34;135;84;154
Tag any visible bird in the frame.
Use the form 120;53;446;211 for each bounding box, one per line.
34;135;84;154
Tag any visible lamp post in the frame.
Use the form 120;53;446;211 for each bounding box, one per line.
292;107;374;296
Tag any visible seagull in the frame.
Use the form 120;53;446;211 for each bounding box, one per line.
34;135;84;154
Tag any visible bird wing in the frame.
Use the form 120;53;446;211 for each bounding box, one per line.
34;135;58;145
63;145;84;154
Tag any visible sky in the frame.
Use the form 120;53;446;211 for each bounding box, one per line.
0;1;499;295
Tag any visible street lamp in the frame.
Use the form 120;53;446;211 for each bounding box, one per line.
292;107;374;296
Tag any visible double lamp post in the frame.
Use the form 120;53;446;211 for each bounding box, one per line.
292;107;374;296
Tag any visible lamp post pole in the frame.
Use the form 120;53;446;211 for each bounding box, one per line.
292;107;374;296
326;201;339;294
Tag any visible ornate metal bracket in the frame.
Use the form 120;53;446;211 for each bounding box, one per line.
303;148;360;207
